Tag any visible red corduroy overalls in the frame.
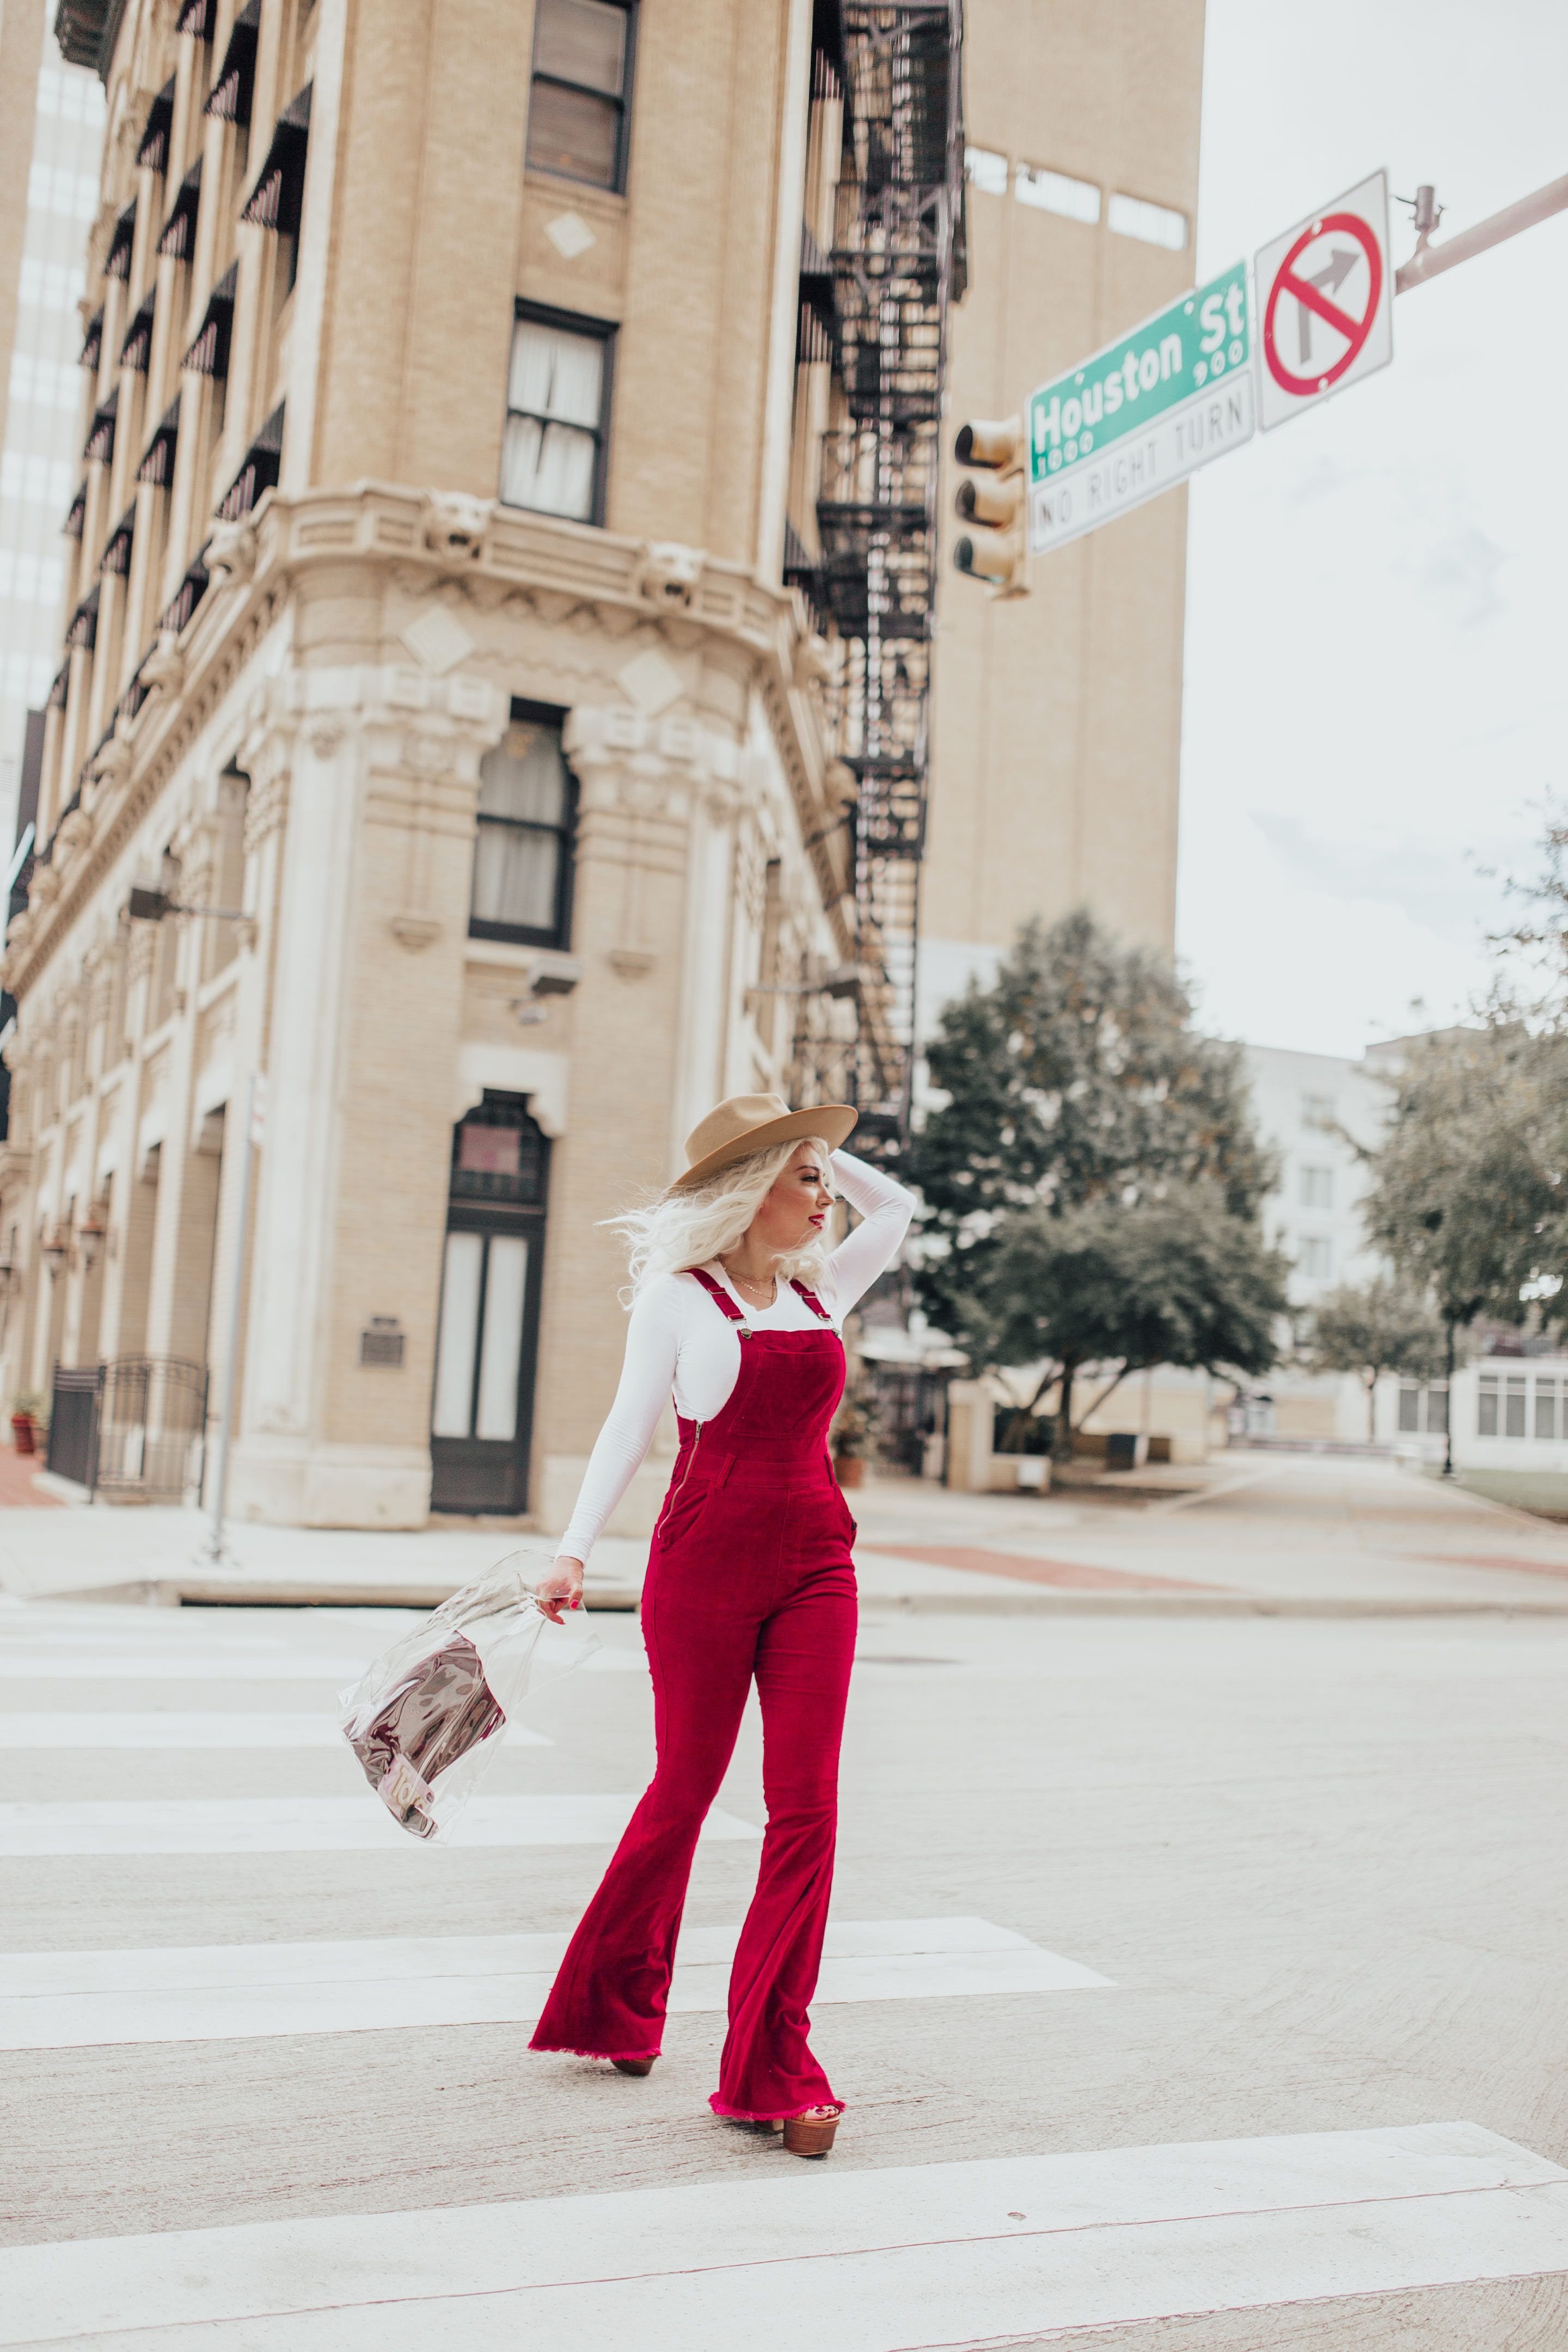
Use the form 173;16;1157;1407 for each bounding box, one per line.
530;1267;857;2121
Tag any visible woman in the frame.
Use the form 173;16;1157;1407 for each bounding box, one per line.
531;1092;915;2156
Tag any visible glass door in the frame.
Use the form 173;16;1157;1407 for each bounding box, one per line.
430;1095;548;1513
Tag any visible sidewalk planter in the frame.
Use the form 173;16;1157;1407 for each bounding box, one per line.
10;1413;35;1455
834;1454;865;1490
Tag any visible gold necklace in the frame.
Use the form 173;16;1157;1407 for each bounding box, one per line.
724;1262;777;1303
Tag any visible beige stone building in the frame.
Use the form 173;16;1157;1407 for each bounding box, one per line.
0;0;969;1528
0;0;1205;1532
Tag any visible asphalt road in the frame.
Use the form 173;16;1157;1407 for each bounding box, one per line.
4;1541;1567;2347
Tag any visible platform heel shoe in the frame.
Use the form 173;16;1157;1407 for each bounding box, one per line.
612;2058;657;2076
774;2105;843;2157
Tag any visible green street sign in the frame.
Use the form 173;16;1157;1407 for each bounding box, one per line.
1027;260;1255;554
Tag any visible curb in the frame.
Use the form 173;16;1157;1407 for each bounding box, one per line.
27;1577;646;1613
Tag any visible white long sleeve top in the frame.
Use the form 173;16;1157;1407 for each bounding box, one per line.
557;1149;915;1564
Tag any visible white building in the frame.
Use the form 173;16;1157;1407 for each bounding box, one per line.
1241;1042;1391;1308
0;35;105;836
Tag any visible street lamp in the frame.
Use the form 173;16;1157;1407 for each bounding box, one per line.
40;1230;67;1278
77;1216;106;1272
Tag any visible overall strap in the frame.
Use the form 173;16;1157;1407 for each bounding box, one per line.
687;1266;747;1324
789;1279;834;1324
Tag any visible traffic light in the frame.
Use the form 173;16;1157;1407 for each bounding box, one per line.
951;414;1028;596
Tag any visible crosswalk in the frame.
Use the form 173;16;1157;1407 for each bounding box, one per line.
0;1916;1110;2049
5;1594;1567;2350
0;1792;762;1853
0;1711;553;1747
3;2122;1565;2350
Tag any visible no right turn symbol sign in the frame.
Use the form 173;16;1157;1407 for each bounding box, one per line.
1254;169;1393;431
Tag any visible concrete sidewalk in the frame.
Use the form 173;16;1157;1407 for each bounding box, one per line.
2;1450;1566;1616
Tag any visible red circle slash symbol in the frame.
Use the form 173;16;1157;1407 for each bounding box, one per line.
1263;211;1382;396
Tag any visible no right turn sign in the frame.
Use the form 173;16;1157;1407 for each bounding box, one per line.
1254;169;1393;431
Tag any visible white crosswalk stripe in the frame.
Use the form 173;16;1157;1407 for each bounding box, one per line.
0;1793;762;1854
2;2123;1564;2351
0;1916;1111;2049
0;1711;553;1749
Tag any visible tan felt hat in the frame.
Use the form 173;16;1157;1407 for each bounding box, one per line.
670;1092;857;1192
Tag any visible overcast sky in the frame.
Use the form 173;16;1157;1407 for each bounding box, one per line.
1177;0;1568;1059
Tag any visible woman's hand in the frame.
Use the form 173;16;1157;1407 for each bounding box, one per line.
536;1557;585;1625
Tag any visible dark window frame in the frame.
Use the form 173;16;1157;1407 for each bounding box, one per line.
467;696;578;950
499;298;616;530
526;0;638;195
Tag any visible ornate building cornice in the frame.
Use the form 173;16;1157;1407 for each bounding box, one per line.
4;489;846;998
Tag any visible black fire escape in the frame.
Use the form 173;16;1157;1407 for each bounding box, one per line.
793;1;965;1150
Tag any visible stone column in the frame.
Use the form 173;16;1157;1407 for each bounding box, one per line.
229;664;504;1527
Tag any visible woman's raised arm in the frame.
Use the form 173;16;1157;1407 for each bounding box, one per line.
817;1149;916;1320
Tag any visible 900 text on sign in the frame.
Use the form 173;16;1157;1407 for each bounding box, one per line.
1027;261;1255;555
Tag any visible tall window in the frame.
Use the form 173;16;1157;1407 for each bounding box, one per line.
526;0;635;191
1299;1166;1333;1209
1298;1236;1331;1282
500;308;612;523
469;705;575;946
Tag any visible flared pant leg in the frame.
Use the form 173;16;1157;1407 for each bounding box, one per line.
528;1549;759;2061
712;1558;858;2120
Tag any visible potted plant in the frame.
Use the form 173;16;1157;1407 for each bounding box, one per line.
10;1392;46;1455
830;1375;879;1489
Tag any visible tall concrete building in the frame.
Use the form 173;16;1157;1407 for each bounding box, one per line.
922;0;1205;1026
0;0;1205;1534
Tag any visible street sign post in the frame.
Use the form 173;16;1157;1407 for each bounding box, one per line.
1027;259;1254;555
1254;168;1393;431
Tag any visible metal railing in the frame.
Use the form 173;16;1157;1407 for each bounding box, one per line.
47;1357;210;1502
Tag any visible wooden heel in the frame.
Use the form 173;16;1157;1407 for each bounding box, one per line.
612;2057;656;2077
782;2108;841;2158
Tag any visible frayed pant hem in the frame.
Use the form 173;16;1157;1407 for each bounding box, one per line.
529;2041;661;2062
709;2094;843;2123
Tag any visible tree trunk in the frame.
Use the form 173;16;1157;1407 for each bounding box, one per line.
1443;1319;1456;1477
1053;1356;1080;1464
1365;1371;1377;1444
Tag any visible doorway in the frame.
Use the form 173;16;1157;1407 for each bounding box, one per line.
430;1092;549;1513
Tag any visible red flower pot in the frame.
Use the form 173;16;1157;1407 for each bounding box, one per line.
11;1413;35;1455
834;1454;865;1489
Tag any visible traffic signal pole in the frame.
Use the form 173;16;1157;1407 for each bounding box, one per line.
1395;173;1568;296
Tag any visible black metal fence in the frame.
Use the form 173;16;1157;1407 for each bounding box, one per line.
47;1357;209;1501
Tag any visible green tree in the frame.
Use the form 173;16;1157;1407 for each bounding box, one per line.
910;909;1273;1337
959;1186;1289;1462
1358;1026;1564;1471
1302;1278;1447;1442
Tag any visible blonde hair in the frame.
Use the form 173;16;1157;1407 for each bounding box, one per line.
607;1136;838;1306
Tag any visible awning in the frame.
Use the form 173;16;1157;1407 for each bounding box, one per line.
47;664;69;712
64;481;87;540
175;0;211;35
105;199;136;281
80;308;103;369
157;157;202;259
138;396;181;486
205;0;260;125
216;401;284;519
84;385;118;464
101;503;137;577
136;76;175;171
158;549;210;637
66;586;100;652
119;289;155;371
119;663;151;725
181;261;237;377
241;84;311;235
